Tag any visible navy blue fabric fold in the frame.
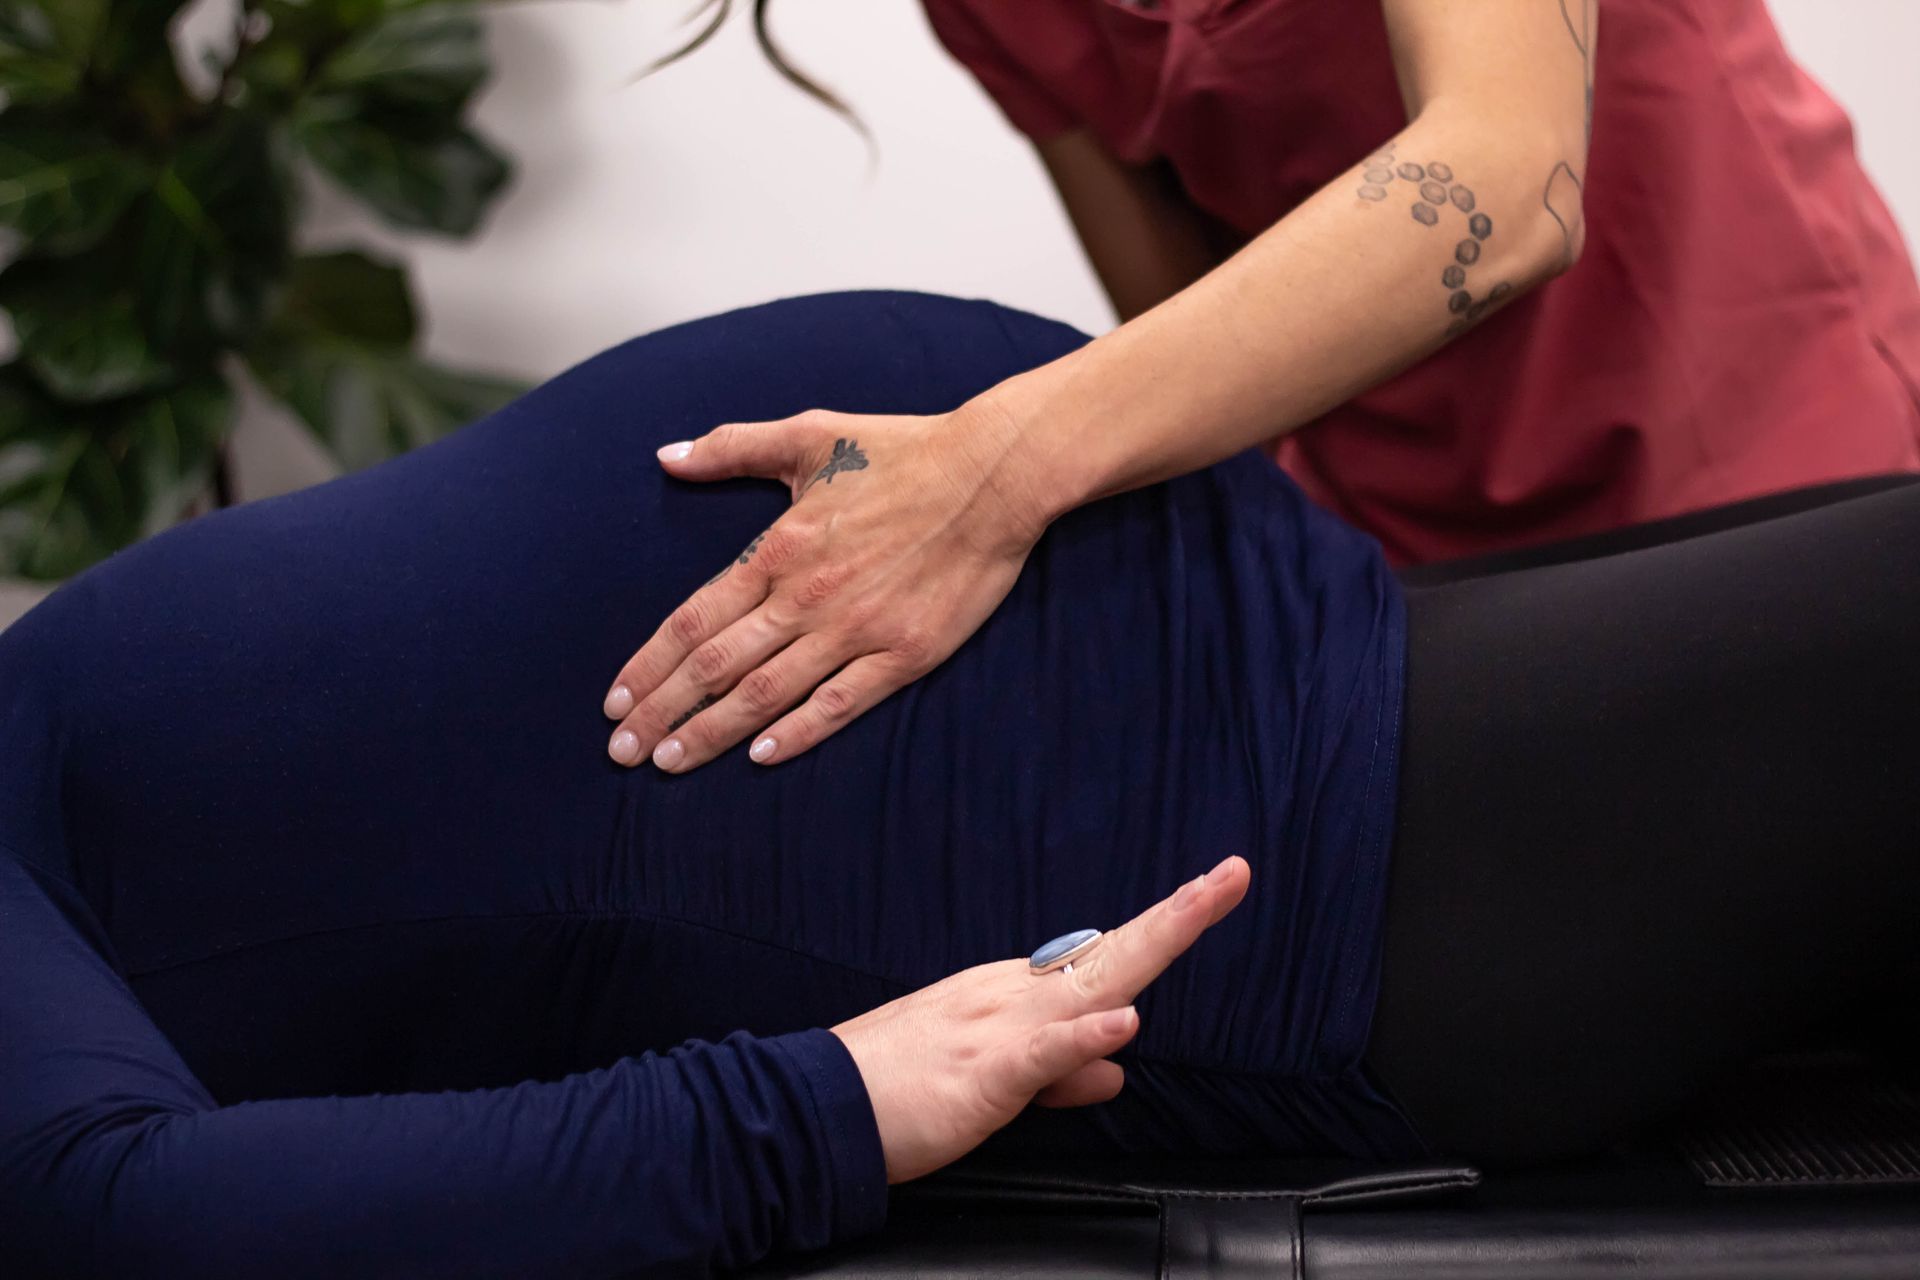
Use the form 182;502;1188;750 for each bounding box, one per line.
0;292;1420;1277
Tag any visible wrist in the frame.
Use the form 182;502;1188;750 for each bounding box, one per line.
953;369;1093;543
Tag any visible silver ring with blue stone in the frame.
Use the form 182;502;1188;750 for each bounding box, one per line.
1029;928;1102;975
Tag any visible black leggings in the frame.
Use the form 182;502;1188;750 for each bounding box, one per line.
1371;475;1920;1164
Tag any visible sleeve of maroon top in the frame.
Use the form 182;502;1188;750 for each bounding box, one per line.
921;0;1080;140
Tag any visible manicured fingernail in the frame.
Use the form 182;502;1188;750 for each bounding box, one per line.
609;730;640;764
1172;874;1206;911
1102;1007;1135;1035
749;736;777;763
1203;856;1236;885
652;737;685;771
603;684;633;718
657;441;693;463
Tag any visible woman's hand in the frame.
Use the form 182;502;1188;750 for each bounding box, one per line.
603;400;1043;771
833;855;1251;1184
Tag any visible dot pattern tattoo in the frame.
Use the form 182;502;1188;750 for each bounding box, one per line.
1353;141;1516;335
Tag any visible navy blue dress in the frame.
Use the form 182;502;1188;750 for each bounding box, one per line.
0;293;1421;1277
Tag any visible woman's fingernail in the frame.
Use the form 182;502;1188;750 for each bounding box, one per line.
1203;855;1236;886
749;736;777;763
609;730;640;764
657;441;693;463
1172;874;1205;911
603;685;634;718
1102;1007;1135;1035
652;737;685;771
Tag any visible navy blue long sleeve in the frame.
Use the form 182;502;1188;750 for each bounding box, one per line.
0;293;1420;1277
0;853;886;1277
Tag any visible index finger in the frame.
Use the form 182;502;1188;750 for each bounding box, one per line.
602;529;783;722
1064;855;1251;1008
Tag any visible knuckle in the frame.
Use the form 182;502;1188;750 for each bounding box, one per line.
1024;1029;1056;1076
756;526;803;575
889;627;937;670
666;601;710;648
811;680;859;722
792;564;851;611
1066;962;1102;1005
687;638;734;686
736;665;787;715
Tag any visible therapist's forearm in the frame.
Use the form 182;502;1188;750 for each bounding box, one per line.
971;100;1586;525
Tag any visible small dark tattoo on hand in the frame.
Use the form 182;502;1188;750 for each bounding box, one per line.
668;693;718;731
705;531;768;586
811;438;870;488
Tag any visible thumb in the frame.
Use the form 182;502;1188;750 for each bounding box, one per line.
999;1006;1139;1103
656;414;830;485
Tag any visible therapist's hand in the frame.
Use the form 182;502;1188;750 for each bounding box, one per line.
834;855;1251;1184
603;400;1044;771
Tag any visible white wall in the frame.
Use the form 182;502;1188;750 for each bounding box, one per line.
2;0;1915;624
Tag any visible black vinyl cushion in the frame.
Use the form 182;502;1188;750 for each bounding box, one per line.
747;1050;1920;1278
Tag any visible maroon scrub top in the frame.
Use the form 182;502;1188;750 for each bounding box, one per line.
924;0;1920;563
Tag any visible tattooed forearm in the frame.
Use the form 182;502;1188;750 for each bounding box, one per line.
1543;160;1585;269
808;438;869;491
1354;141;1512;335
1559;0;1596;142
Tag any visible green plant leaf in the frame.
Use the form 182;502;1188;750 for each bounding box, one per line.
0;0;106;102
315;6;489;115
89;0;189;79
0;367;232;579
0;110;150;253
0;116;289;400
294;102;508;235
279;249;417;348
254;340;520;472
134;111;293;354
121;374;231;535
291;7;507;235
0;256;176;402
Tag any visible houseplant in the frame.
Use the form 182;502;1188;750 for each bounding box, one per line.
0;0;523;580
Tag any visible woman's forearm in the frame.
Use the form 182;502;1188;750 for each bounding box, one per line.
972;99;1587;525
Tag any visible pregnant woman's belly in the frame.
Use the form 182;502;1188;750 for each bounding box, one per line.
5;293;1421;1160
